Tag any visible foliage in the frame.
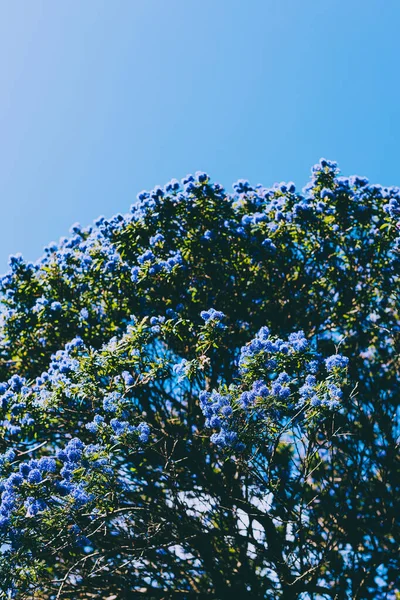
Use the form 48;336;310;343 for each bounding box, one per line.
0;160;399;598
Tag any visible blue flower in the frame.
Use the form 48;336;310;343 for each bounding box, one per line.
110;419;128;435
136;190;149;202
6;473;23;488
210;431;226;447
137;250;154;265
37;457;56;473
252;380;269;398
325;355;349;372
200;308;225;323
9;375;24;393
312;158;338;173
149;233;165;245
262;238;277;252
87;415;105;433
137;422;150;443
24;496;47;517
27;469;42;484
271;383;290;399
79;307;89;320
103;392;122;413
327;383;343;399
195;171;209;184
310;395;321;407
0;449;16;469
288;331;308;352
220;405;233;417
0;515;10;528
184;181;196;194
122;371;135;386
321;188;335;200
164;179;180;193
233;179;252;194
131;266;140;282
306;360;320;374
383;197;400;219
71;485;93;506
149;263;162;275
65;337;84;351
173;359;188;379
202;230;213;240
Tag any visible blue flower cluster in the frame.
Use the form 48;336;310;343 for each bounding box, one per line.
384;195;400;219
238;326;308;373
199;390;240;450
325;354;350;371
172;359;190;380
55;438;106;505
0;454;57;526
200;325;349;449
0;434;122;534
298;375;342;410
86;412;150;444
0;449;16;472
200;308;226;326
0;322;155;543
131;248;183;282
0;374;32;435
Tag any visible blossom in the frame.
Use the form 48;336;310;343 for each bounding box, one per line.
137;422;150;443
200;308;225;323
121;371;134;386
325;355;349;371
86;415;105;433
103;392;122;413
195;171;209;184
79;307;89;320
131;266;140;282
37;457;56;473
27;469;42;484
150;233;165;245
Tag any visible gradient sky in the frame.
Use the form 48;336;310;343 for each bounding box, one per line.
0;0;399;272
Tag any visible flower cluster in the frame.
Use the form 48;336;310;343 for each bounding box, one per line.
200;308;226;328
132;248;183;281
86;413;150;444
0;320;160;558
200;325;349;449
0;440;99;530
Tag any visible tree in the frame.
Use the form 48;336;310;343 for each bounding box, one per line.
0;160;398;599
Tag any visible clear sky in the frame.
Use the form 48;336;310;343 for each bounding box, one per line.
0;0;399;272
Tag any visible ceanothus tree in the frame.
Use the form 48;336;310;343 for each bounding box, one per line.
0;159;399;599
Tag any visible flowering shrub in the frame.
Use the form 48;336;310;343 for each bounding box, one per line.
0;160;398;598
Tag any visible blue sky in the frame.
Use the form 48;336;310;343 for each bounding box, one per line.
0;0;399;272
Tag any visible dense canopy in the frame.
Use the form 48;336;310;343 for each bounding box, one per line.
0;159;399;599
